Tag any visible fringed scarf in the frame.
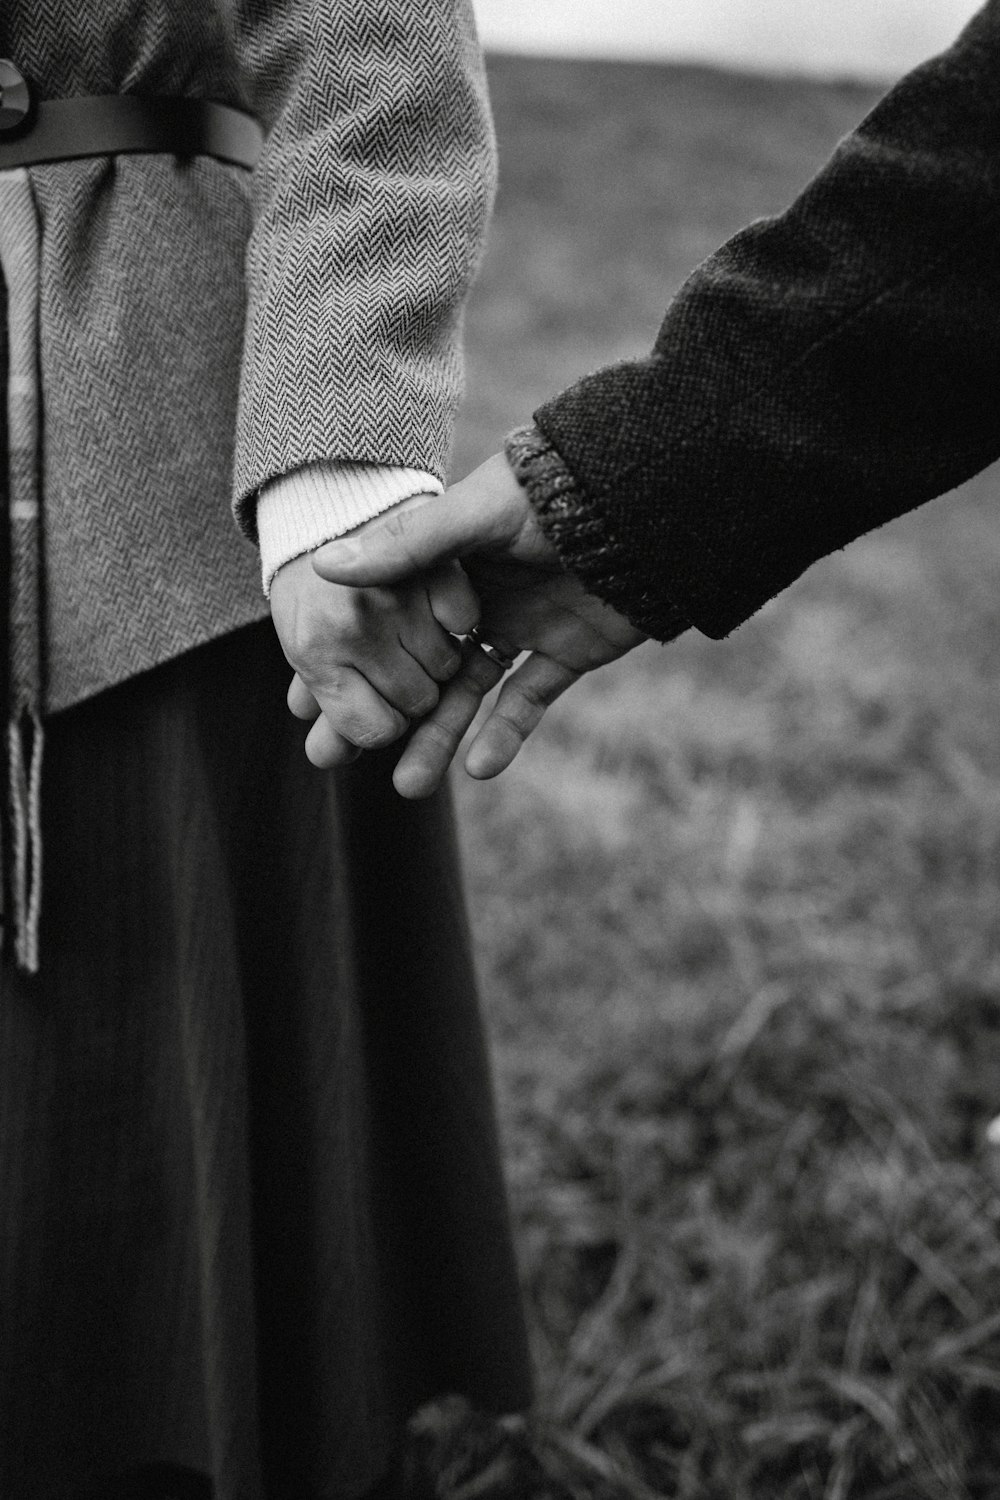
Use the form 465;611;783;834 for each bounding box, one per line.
0;168;45;974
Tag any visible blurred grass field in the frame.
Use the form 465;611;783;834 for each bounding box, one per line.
416;53;1000;1500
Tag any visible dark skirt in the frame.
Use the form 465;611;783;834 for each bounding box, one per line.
0;620;533;1500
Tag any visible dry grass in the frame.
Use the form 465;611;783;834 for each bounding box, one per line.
407;53;1000;1499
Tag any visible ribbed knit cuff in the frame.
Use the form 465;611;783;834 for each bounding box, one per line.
503;424;689;643
257;461;444;595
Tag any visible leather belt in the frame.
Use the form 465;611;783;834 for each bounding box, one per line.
0;62;263;171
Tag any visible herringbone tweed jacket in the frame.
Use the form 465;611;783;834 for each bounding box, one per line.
505;0;1000;645
0;0;494;713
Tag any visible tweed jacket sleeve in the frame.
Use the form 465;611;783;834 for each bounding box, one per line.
230;0;496;543
507;0;1000;643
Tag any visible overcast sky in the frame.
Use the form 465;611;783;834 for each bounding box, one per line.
472;0;983;78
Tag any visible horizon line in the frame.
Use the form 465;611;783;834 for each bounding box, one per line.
481;44;892;87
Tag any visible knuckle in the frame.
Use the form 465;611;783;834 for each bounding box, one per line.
284;618;322;671
493;705;531;746
315;666;349;700
331;584;373;628
337;609;366;647
354;728;390;751
418;718;459;754
515;672;561;715
355;714;407;750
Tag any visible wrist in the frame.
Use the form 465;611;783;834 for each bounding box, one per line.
257;462;444;596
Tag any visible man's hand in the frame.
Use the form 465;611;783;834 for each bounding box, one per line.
399;564;645;796
270;494;480;769
313;454;647;794
313;454;562;579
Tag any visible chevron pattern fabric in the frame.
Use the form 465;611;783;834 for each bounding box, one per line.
0;0;496;710
232;0;497;539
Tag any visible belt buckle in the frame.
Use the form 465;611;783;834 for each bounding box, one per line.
0;60;34;139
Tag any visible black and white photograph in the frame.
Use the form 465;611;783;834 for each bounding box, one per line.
1;1;998;1496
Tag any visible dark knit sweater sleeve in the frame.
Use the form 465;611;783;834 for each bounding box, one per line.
520;0;1000;640
503;424;690;641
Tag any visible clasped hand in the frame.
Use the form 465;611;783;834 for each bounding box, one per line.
270;455;647;796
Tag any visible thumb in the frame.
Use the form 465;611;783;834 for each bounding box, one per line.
312;493;478;585
312;453;530;585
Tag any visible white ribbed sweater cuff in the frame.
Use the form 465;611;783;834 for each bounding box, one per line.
257;462;444;595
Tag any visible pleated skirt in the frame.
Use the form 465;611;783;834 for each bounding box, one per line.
0;620;533;1500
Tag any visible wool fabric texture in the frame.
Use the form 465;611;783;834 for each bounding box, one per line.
0;0;495;712
506;0;1000;643
0;6;534;1490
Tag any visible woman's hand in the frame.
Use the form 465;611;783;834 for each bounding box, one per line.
395;556;646;796
312;454;647;794
269;500;480;768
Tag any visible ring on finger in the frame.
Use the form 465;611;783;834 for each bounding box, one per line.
466;626;517;673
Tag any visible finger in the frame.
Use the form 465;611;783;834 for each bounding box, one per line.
397;602;465;687
392;643;504;799
313;495;473;584
426;560;480;638
312;455;529;585
304;712;363;770
312;500;479;585
464;654;580;781
353;633;448;717
307;665;410;760
287;587;453;720
467;631;520;673
308;585;448;716
287;671;321;721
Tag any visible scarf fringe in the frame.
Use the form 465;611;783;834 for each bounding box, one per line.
1;168;45;975
9;711;43;973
